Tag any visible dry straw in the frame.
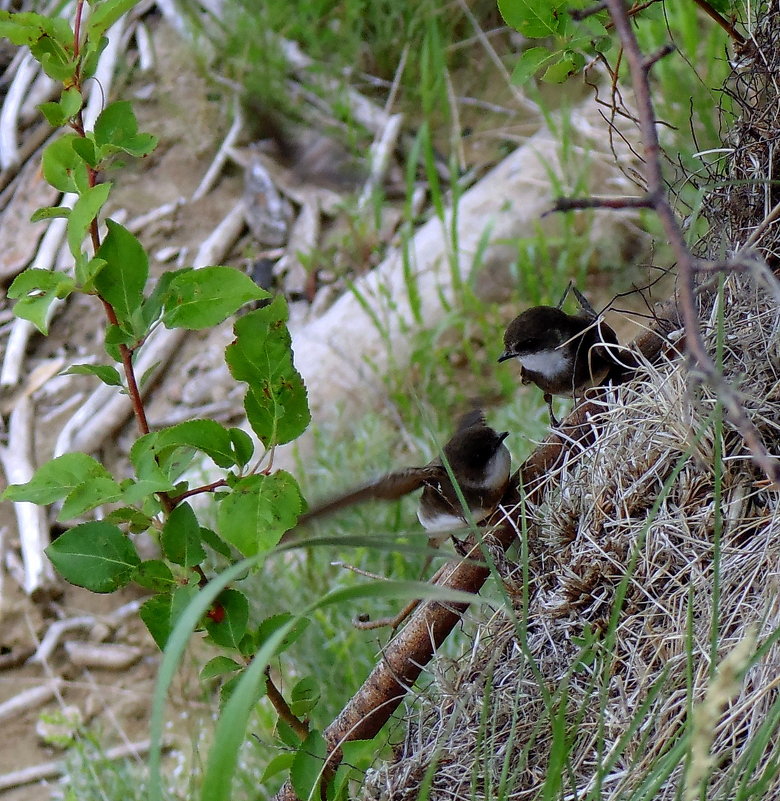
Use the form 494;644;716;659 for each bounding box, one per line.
362;5;780;799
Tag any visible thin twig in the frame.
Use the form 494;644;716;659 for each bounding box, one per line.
691;0;746;44
602;0;780;484
546;194;654;214
265;669;310;741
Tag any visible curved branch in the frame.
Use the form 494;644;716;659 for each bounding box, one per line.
272;299;680;801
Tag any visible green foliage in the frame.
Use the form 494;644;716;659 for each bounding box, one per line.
7;268;75;333
160;266;268;330
291;730;328;801
226;297;311;447
0;3;339;798
161;502;206;566
499;0;608;83
45;521;141;592
217;471;304;556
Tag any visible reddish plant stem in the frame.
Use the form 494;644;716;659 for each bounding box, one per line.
68;0;152;446
72;0;85;61
169;479;229;507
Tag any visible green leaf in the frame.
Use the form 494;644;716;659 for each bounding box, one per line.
141;581;200;650
511;46;557;84
60;86;83;119
86;0;142;39
140;594;173;650
30;206;71;223
0;13;75;82
38;101;65;128
71;135;100;168
35;41;77;83
59;476;123;521
291;730;327;801
7;268;75;334
541;50;585;83
41;134;88;194
102;323;135;362
170;583;199;629
104;505;153;532
94;219;148;328
38;86;82;127
94;100;157;158
68;181;112;258
200;527;232;559
498;0;567;38
153;420;252;469
162;502;205;567
76;256;107;290
128;434;179;496
225;297;310;447
289;676;320;717
256;613;310;656
62;363;123;387
80;34;108;82
161;266;268;330
200;656;242;682
0;11;73;48
216;472;303;556
0;451;118;521
262;753;296;782
133;560;176;591
45;521;140;592
228;428;254;467
204;589;249;649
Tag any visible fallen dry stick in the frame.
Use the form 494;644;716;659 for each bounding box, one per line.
273;300;680;800
0;737;172;792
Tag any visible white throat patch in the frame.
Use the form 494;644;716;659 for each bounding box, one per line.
516;349;568;378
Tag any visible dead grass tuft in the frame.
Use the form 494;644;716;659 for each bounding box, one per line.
361;5;780;798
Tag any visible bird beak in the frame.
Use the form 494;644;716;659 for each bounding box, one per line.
497;351;513;363
498;431;509;443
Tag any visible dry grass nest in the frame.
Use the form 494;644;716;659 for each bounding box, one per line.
360;6;780;799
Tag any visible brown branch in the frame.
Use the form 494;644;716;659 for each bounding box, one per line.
265;669;310;741
643;43;676;70
546;195;655;215
570;1;606;20
603;0;780;486
169;479;228;506
272;301;680;801
691;0;746;45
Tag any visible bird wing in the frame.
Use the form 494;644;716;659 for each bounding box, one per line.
296;466;439;527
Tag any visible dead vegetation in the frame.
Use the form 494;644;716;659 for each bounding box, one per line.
359;5;780;799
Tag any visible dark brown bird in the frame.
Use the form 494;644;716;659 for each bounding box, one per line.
498;289;619;426
296;410;511;542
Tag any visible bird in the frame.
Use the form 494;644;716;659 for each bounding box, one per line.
295;410;511;542
497;286;619;426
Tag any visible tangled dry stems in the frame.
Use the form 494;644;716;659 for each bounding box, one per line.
361;4;780;798
363;267;780;801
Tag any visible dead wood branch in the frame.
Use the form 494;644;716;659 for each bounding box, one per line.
0;396;56;595
0;737;171;792
272;299;679;800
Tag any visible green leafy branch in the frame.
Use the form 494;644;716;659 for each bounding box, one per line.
0;2;363;796
499;0;744;85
